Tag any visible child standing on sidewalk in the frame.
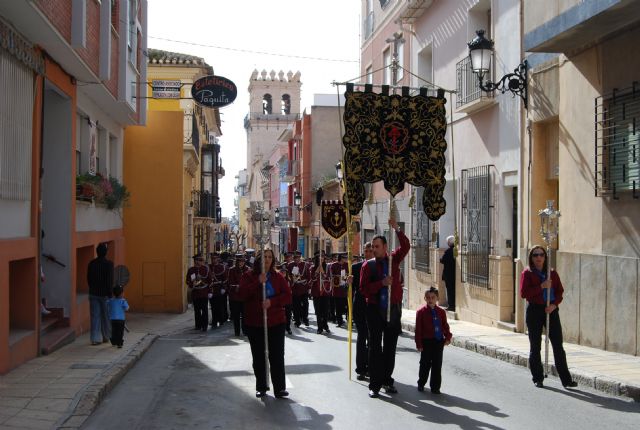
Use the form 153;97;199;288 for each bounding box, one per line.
109;286;129;348
415;287;452;394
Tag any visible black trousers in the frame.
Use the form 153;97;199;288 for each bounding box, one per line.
313;297;330;332
284;305;292;331
418;338;445;390
526;304;573;385
110;319;125;346
354;299;369;375
328;297;336;322
334;297;347;325
193;297;209;330
210;295;227;326
444;277;455;309
229;300;244;335
366;303;402;391
292;294;309;325
246;324;286;392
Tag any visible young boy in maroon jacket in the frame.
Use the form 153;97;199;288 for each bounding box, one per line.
415;287;452;394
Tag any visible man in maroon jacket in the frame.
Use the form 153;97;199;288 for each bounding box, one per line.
359;218;410;398
227;253;249;336
209;252;228;328
186;254;212;332
330;253;349;327
287;251;310;327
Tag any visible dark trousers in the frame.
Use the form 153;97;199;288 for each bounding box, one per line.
418;338;445;390
285;305;292;331
210;295;226;326
229;300;244;335
313;297;330;332
328;297;336;322
366;303;401;391
354;300;369;375
246;324;286;392
526;304;573;385
334;297;347;325
444;277;455;309
193;297;209;330
292;294;309;325
110;319;125;346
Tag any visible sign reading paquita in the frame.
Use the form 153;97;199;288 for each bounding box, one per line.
191;75;237;108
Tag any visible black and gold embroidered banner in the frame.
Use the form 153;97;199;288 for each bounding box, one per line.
321;200;348;239
342;84;448;221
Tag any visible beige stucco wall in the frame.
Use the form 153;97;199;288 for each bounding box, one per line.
523;0;583;34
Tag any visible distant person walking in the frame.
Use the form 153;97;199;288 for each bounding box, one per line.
520;245;577;389
88;243;114;345
108;285;129;348
440;235;456;311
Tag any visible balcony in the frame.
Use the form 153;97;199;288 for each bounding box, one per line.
456;56;495;114
191;190;215;218
275;206;300;224
279;159;299;184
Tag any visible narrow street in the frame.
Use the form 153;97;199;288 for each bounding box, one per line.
84;312;639;430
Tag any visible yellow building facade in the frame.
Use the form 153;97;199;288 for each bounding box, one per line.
123;50;222;312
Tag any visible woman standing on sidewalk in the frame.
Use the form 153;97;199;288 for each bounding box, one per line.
520;246;577;389
238;249;292;398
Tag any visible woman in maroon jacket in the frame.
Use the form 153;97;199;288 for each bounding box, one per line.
520;245;577;389
239;249;292;398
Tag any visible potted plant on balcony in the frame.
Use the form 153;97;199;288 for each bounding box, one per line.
76;173;130;210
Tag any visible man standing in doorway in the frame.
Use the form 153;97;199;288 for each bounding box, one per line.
440;235;456;311
88;243;114;345
360;218;410;398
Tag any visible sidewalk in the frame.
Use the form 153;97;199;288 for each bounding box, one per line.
401;309;640;402
1;310;638;430
0;312;193;430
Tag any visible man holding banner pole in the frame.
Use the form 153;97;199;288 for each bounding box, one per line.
359;218;410;398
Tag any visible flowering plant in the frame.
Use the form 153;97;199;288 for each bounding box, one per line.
76;173;130;210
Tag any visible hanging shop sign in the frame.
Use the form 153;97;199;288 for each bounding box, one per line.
191;75;237;108
152;80;181;99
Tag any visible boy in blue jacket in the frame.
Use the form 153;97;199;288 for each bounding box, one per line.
109;286;129;348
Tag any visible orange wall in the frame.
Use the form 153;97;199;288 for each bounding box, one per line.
124;111;185;313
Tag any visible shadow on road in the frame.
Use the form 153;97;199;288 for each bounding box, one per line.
544;385;640;412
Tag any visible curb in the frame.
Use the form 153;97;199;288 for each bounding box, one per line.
55;333;160;429
401;321;640;402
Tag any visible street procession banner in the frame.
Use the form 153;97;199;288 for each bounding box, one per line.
321;200;348;239
341;83;448;221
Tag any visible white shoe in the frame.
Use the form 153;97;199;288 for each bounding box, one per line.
40;304;51;315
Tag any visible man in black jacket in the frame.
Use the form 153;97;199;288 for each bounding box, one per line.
352;243;373;381
88;243;114;345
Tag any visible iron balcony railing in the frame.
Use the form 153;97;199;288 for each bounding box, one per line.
191;190;215;218
456;56;494;108
279;159;300;184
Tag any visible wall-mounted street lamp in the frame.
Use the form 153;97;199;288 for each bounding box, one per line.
335;161;344;182
468;29;528;108
274;207;280;224
294;191;302;208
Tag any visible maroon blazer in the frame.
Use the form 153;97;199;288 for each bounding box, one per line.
238;270;292;327
519;268;564;306
415;304;452;347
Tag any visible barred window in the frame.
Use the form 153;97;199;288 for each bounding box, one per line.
411;187;430;273
595;83;639;199
461;165;493;288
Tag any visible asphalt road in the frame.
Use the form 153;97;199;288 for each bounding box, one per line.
83;314;639;430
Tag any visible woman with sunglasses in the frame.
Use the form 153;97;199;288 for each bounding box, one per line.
238;249;292;398
520;246;577;389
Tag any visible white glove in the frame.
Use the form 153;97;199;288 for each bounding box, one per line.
220;289;226;295
207;293;213;299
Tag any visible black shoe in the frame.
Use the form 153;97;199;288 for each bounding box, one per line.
356;374;367;381
287;328;293;335
316;329;323;334
255;391;267;398
431;388;441;394
201;328;207;332
563;381;578;388
303;320;310;326
417;385;425;392
324;329;331;334
275;390;289;398
368;390;379;398
534;381;544;388
383;385;398;394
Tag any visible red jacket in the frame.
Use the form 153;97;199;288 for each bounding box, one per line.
415;304;452;347
309;263;331;298
359;229;410;305
238;270;292;327
210;263;228;296
186;266;212;300
287;261;309;296
227;265;249;301
519;268;564;306
330;261;349;298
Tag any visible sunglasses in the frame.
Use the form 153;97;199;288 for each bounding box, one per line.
532;252;545;257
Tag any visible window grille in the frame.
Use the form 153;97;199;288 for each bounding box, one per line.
456;56;494;108
461;165;493;288
595;82;639;199
411;187;430;273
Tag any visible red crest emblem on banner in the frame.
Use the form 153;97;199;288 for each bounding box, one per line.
321;200;348;239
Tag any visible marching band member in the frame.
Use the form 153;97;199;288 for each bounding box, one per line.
360;218;410;398
209;252;228;328
227;253;250;336
330;253;349;328
287;251;310;327
310;252;331;334
327;253;338;323
281;252;294;335
186;254;212;331
238;249;292;398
